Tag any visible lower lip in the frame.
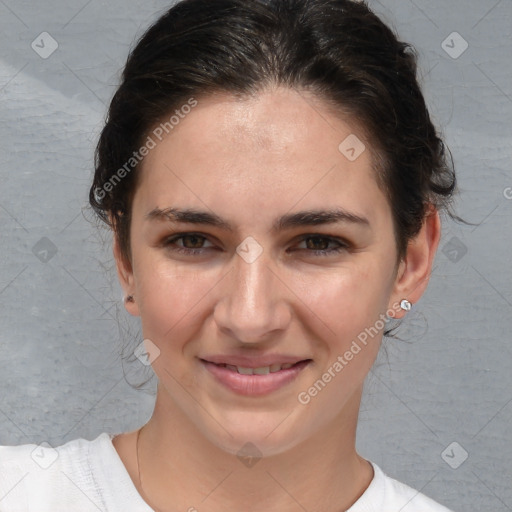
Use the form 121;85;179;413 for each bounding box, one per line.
200;359;311;396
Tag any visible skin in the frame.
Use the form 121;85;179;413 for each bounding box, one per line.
111;85;441;512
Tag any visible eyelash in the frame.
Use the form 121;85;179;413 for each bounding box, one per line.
162;233;349;257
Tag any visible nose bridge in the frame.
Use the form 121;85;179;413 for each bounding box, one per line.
234;252;272;310
214;246;289;342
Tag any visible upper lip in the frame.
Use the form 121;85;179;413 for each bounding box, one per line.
200;355;312;368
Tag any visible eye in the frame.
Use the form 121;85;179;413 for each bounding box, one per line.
161;233;349;258
293;235;349;256
163;233;215;255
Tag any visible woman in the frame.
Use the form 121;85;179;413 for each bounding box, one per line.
0;0;459;510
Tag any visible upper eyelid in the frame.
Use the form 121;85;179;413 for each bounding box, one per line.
165;233;215;245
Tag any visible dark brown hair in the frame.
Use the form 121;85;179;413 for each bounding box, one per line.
90;0;458;269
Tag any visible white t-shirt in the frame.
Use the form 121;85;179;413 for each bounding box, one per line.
0;432;454;512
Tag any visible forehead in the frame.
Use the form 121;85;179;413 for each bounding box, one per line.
134;86;390;231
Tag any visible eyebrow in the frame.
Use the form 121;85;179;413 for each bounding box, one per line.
145;207;371;232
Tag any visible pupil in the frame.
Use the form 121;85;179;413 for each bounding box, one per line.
184;235;203;248
307;237;327;250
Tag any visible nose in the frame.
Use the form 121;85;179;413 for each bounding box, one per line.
213;248;291;343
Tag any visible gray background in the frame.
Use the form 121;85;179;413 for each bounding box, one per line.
0;0;511;510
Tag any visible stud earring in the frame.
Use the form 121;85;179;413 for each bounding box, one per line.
125;295;135;303
400;299;412;311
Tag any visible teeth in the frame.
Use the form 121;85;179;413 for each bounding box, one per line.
236;366;254;375
221;363;297;375
215;361;302;375
253;366;270;375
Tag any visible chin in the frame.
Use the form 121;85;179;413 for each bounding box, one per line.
197;409;308;459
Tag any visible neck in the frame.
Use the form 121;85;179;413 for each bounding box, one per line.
134;384;373;512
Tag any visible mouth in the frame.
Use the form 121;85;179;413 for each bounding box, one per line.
202;360;309;375
199;358;312;396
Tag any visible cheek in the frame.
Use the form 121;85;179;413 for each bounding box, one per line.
133;254;220;347
293;261;389;345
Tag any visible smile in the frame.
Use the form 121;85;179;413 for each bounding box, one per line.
213;362;298;374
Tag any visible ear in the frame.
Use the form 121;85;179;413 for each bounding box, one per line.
113;232;140;317
388;205;441;319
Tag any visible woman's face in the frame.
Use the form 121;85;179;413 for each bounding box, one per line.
117;86;417;456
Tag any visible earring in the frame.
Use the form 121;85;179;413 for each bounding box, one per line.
125;295;135;303
400;299;412;311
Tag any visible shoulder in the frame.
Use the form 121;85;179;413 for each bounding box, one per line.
0;433;115;512
348;461;454;512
